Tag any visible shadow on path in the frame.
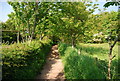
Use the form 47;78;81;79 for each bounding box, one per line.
35;45;65;80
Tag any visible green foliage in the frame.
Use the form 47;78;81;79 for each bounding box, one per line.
84;11;118;43
2;32;17;43
51;2;90;46
58;43;70;57
2;31;22;44
104;2;120;7
2;1;119;80
2;40;52;79
7;2;54;40
4;1;118;44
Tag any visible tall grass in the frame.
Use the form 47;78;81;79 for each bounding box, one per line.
58;43;119;79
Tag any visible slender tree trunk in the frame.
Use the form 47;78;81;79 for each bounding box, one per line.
26;20;31;41
40;34;42;41
107;32;118;79
72;37;75;48
17;31;20;43
22;36;24;43
27;20;30;37
32;16;37;39
32;1;38;39
40;34;45;41
108;46;113;79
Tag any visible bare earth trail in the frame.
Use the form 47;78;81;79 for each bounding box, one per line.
36;45;65;81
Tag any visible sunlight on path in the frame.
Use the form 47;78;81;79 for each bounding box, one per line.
36;45;65;80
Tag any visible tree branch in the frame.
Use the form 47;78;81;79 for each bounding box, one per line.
111;54;116;60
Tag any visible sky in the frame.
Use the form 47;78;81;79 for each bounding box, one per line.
0;1;118;22
0;2;13;22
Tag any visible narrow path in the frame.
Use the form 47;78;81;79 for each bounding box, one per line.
36;45;65;80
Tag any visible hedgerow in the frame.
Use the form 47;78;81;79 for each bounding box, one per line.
2;40;52;80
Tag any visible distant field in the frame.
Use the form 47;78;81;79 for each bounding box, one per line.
77;43;118;60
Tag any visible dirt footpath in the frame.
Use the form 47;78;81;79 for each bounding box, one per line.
36;45;65;81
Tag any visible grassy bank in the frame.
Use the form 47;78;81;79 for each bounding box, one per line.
58;43;119;79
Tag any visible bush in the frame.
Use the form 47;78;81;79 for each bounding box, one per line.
2;40;52;79
58;43;70;57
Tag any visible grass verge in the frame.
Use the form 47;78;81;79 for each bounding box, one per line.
58;43;119;79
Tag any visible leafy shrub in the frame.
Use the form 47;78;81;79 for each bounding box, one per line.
58;43;70;57
2;40;52;79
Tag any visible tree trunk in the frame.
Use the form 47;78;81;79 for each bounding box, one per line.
27;19;31;39
72;37;75;48
22;36;24;43
39;34;45;41
108;47;113;79
40;34;42;41
17;31;20;43
32;17;37;39
107;32;118;79
32;2;38;39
